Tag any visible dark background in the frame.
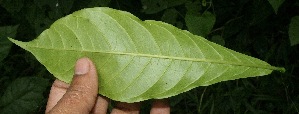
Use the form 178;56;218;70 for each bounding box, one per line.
0;0;298;113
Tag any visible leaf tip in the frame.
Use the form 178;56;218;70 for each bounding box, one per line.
8;37;28;50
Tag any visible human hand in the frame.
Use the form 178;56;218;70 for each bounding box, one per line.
45;57;170;114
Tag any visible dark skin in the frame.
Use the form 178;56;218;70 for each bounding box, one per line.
45;58;170;114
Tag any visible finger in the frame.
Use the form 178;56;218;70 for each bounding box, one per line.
111;102;141;114
45;80;70;113
91;96;110;114
150;99;170;114
47;58;98;114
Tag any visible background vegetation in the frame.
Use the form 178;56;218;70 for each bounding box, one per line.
0;0;298;113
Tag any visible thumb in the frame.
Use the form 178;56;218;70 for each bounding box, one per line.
48;58;98;114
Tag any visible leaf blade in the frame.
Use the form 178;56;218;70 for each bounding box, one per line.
289;16;299;46
0;25;19;62
9;7;285;103
185;11;216;37
267;0;285;13
0;77;49;114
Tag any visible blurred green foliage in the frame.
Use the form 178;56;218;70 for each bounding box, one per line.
0;0;298;113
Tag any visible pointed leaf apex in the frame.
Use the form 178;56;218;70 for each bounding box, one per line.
8;38;28;51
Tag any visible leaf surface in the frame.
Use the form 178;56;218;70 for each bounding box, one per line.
9;7;285;103
185;11;215;37
0;25;18;62
289;16;299;46
267;0;285;13
0;77;49;114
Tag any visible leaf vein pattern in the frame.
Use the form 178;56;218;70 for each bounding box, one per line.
150;23;186;57
93;12;128;51
98;54;113;69
243;55;257;64
76;17;79;29
175;63;212;94
8;7;284;103
87;33;96;50
124;16;163;54
233;67;251;77
100;56;136;88
29;45;278;70
46;31;54;48
51;26;67;69
133;59;173;97
45;31;60;68
60;62;76;77
218;67;251;85
93;26;113;51
83;23;96;50
116;58;153;95
143;26;164;54
180;31;205;58
155;61;193;95
198;38;223;60
52;26;65;49
166;39;171;55
222;48;242;62
63;20;84;50
84;11;113;50
101;11;138;53
204;65;231;84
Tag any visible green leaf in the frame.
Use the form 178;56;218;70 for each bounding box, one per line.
0;77;49;114
25;4;53;34
185;11;216;37
161;8;178;25
267;0;285;13
289;16;299;46
250;0;273;25
211;35;225;46
0;25;19;62
0;0;24;14
9;7;285;103
185;0;202;14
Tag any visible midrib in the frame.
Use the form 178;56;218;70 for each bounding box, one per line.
29;46;282;71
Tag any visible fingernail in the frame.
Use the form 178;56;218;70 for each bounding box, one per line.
75;58;90;75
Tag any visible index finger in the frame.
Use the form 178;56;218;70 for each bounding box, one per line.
45;80;70;113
